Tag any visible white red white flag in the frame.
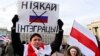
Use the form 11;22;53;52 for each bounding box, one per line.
67;20;100;56
0;35;10;42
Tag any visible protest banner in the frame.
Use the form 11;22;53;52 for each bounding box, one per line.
16;0;59;33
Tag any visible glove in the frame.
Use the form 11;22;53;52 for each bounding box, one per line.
12;15;19;27
57;19;64;30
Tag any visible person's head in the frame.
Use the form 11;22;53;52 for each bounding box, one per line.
30;33;42;48
21;41;26;44
67;46;81;56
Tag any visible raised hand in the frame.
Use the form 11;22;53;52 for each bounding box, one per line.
12;15;19;27
57;19;64;30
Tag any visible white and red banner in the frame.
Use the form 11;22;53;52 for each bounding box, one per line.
67;20;100;56
0;35;10;42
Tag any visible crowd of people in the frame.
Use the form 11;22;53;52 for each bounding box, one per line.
0;15;84;56
0;14;94;56
16;15;85;56
0;42;85;56
0;15;99;56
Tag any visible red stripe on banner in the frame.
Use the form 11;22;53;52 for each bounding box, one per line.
70;27;100;56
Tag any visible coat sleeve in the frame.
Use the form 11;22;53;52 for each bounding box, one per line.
50;30;63;54
11;15;24;56
11;27;24;56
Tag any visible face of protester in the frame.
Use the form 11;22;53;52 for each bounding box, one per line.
30;36;42;48
70;48;77;56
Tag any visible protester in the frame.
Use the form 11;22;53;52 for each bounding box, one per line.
11;15;64;56
0;47;2;56
57;43;69;56
1;45;6;56
51;51;64;56
0;42;3;56
5;41;14;56
66;46;83;56
0;37;11;56
0;41;7;56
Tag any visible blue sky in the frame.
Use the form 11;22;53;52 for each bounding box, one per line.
0;0;100;35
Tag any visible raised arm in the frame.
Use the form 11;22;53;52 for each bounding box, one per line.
50;19;64;54
11;15;24;56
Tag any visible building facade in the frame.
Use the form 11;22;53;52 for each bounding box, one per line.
87;20;100;41
0;28;8;36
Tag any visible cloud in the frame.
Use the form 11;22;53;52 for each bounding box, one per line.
0;3;17;31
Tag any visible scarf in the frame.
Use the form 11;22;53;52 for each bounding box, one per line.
27;43;44;56
28;43;37;56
